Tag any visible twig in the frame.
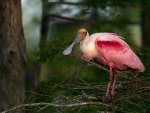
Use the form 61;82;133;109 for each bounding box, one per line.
2;102;110;113
88;61;130;78
82;90;98;100
37;105;49;112
26;90;50;97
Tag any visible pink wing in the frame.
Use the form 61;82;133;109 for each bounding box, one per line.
95;33;145;72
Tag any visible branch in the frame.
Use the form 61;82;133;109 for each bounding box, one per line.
46;13;97;25
48;1;139;7
2;102;110;113
47;13;80;21
48;1;87;6
46;13;138;26
87;60;131;78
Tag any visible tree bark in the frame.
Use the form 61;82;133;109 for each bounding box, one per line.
141;0;150;47
0;0;26;112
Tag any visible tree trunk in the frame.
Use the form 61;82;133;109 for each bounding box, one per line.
35;0;49;83
26;0;49;88
40;0;49;47
0;0;26;112
141;0;150;47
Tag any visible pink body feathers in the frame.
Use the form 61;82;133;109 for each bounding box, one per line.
93;33;145;72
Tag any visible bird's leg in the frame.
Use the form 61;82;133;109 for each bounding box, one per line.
111;71;117;96
106;63;113;97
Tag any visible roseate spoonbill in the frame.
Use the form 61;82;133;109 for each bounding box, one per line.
63;28;145;97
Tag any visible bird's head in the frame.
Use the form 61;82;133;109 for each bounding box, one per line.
74;28;88;43
63;28;88;55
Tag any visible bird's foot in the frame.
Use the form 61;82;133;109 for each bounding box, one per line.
98;95;112;103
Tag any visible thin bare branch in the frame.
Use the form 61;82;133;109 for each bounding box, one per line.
46;14;81;21
48;1;86;6
46;13;97;25
88;60;130;78
26;90;50;97
48;1;139;7
2;102;110;113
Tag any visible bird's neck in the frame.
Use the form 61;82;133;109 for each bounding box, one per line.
80;32;91;51
80;32;98;58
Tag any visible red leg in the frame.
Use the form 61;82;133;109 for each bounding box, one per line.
111;72;117;96
106;63;113;97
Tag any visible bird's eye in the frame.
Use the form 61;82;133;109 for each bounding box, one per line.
85;31;87;36
83;31;87;36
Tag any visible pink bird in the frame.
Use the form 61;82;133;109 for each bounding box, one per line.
63;28;145;97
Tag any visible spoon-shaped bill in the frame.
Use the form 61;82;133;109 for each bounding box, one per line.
63;41;75;55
